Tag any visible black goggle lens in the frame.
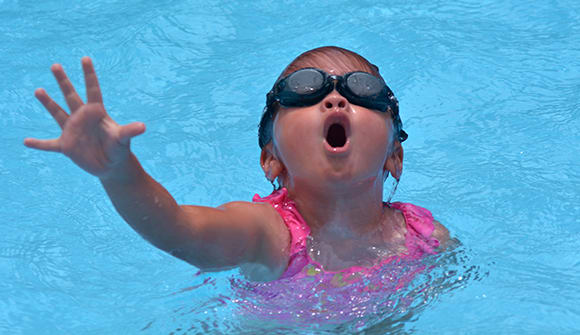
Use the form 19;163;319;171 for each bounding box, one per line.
285;68;325;94
345;72;384;98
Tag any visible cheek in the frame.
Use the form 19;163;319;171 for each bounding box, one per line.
353;112;392;169
358;114;391;151
273;110;320;163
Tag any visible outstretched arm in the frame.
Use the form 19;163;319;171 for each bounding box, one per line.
25;58;289;281
100;155;289;280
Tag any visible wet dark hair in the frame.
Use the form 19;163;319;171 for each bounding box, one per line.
258;46;405;149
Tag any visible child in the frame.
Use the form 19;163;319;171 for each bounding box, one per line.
24;46;450;283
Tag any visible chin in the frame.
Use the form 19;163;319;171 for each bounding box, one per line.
319;167;379;191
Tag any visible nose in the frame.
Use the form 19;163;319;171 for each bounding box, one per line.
321;90;348;111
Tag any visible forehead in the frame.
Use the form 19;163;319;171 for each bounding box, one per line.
281;52;378;78
304;61;366;76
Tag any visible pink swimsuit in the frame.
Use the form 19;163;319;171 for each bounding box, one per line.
230;189;441;323
253;188;440;282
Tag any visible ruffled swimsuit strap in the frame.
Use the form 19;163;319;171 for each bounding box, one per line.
327;202;441;286
252;188;310;279
389;202;440;257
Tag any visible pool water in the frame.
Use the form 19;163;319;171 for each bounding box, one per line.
2;0;579;333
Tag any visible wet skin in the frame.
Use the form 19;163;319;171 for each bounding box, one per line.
261;61;409;270
24;57;448;278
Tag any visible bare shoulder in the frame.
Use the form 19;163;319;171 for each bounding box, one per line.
219;201;290;281
175;200;289;281
217;200;280;225
217;201;290;254
432;220;452;250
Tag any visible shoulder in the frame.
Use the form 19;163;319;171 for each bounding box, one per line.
390;202;452;251
218;201;289;252
432;220;452;250
390;202;435;237
219;201;291;281
218;200;280;222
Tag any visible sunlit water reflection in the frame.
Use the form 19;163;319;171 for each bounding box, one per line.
2;0;579;333
144;246;487;334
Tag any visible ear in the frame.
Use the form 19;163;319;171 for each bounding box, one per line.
384;141;404;181
260;142;285;182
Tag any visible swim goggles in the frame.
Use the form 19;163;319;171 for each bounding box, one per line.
263;68;408;144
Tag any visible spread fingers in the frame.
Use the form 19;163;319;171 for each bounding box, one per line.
23;138;60;153
34;88;68;129
51;63;84;112
81;57;103;104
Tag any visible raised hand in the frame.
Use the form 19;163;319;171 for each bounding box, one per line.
24;57;146;179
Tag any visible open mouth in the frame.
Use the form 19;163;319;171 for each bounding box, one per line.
323;113;351;154
326;123;347;148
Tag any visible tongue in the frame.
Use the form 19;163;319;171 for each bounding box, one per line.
327;124;347;147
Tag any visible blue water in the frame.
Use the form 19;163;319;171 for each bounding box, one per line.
2;0;579;333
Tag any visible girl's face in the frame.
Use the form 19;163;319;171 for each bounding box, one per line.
271;61;397;192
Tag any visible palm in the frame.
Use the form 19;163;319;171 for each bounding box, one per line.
60;103;125;177
24;57;145;179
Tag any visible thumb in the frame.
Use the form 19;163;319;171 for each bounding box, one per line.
119;122;146;145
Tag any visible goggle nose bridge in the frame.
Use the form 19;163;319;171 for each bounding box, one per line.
321;74;352;99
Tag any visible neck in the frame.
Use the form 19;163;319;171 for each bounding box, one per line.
286;177;386;243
